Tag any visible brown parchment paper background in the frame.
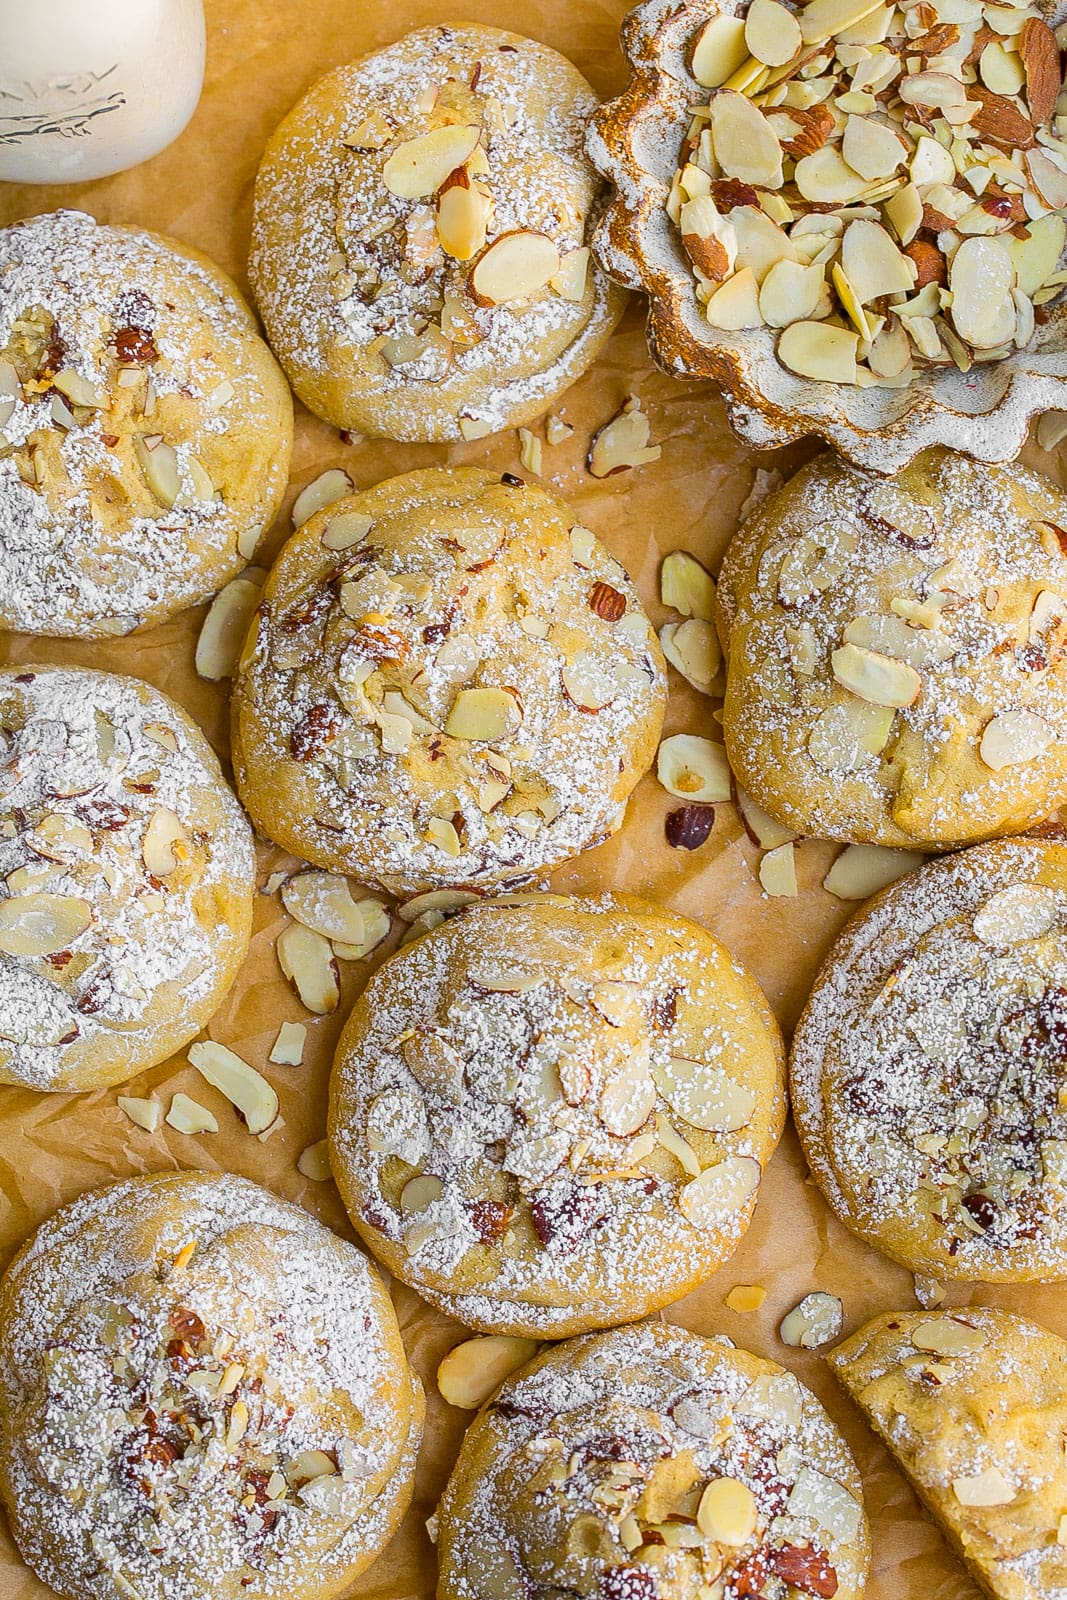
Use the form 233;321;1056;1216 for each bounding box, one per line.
4;3;1067;1596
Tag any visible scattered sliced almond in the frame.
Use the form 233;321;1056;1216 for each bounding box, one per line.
437;182;492;261
911;1317;987;1355
437;1336;539;1409
735;785;797;849
135;436;180;507
588;398;661;477
823;843;926;900
291;469;354;529
166;1093;218;1135
117;1095;162;1133
697;1478;758;1545
831;643;921;707
142;806;188;876
652;1055;755;1132
660;619;721;692
550;248;591;302
953;1467;1016;1508
189;1040;278;1136
657;734;733;802
972;882;1059;946
196;571;264;681
323;510;375;551
276;922;340;1014
282;870;368;944
758;841;798;896
692;13;749;87
269;1021;307;1066
660;550;716;620
399;889;479;923
779;1291;843;1348
808;699;895;771
298;1140;331;1181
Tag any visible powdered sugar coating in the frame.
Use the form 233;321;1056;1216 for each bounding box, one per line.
231;468;667;896
0;210;291;638
437;1320;869;1600
719;447;1067;849
830;1307;1067;1600
792;835;1067;1281
248;24;626;442
0;1170;423;1600
330;892;786;1337
0;665;254;1092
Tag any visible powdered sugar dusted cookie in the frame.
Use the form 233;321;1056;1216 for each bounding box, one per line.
0;665;254;1093
718;448;1067;850
437;1320;869;1600
231;468;666;897
248;24;626;442
792;835;1067;1280
0;210;292;638
829;1307;1067;1600
0;1170;423;1600
329;892;785;1338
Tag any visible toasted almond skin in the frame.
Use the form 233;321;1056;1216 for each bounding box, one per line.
968;85;1036;147
904;239;947;289
1020;16;1062;126
778;104;835;160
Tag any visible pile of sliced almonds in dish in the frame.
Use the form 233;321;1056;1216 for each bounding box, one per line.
670;0;1067;383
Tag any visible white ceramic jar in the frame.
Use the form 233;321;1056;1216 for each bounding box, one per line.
0;0;206;183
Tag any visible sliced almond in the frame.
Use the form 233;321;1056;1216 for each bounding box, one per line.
787;1470;864;1542
660;550;716;620
52;369;102;408
399;888;479;923
841;219;915;302
470;231;560;306
678;1155;761;1230
401;1174;444;1215
758;841;798;896
426;816;462;856
779;1291;843;1348
950;237;1017;350
692;13;750;87
831;642;921;707
270;1021;307;1065
282;870;368;944
117;1095;162;1133
745;0;802;66
710;91;784;188
142;806;188;876
979;707;1053;770
561;655;617;713
651;1055;755;1132
660;619;721;691
599;1058;657;1136
195;573;264;682
382;124;481;199
445;686;522;741
823;843;926;899
166;1093;218;1135
798;0;884;45
437;1336;539;1410
697;1478;758;1545
291;468;353;528
656;735;733;802
912;1317;987;1355
953;1467;1016;1507
842;115;907;182
735;785;797;849
437;183;492;261
588;401;661;477
777;321;859;383
134;436;180;508
322;510;375;551
706;268;765;330
298;1140;331;1181
550;247;591;302
27;813;93;863
0;891;92;957
809;697;895;772
334;897;390;961
189;1040;278;1136
759;259;825;327
276;922;340;1014
972;882;1059;945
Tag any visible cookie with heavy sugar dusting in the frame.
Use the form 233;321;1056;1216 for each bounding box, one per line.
329;892;785;1337
231;467;666;896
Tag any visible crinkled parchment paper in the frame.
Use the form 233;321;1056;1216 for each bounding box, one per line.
3;2;1067;1596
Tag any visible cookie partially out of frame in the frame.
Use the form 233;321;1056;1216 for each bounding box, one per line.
0;209;292;638
0;1170;424;1600
329;891;785;1337
830;1307;1067;1600
792;834;1067;1281
438;1319;870;1600
718;447;1067;851
249;24;625;442
0;664;254;1094
231;467;666;897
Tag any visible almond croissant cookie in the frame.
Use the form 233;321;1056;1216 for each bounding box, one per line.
248;24;625;442
0;210;292;638
718;447;1067;849
0;1171;423;1600
0;664;254;1094
829;1307;1067;1600
791;834;1067;1281
231;468;666;896
437;1320;870;1600
329;893;785;1338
